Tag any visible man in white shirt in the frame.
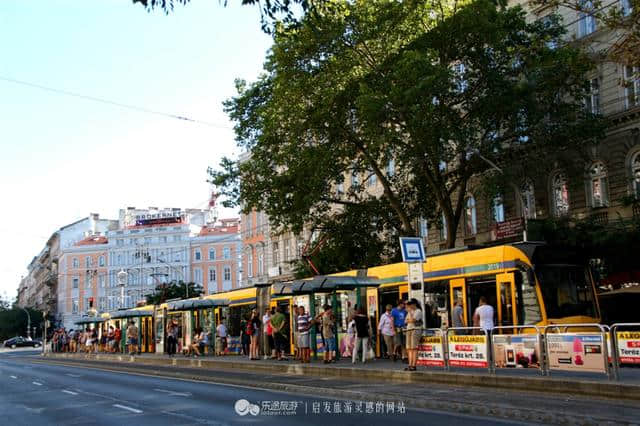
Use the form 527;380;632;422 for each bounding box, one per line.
262;310;271;359
473;296;495;332
216;320;227;356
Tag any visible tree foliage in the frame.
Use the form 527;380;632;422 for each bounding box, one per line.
0;307;43;342
212;0;604;257
145;281;202;305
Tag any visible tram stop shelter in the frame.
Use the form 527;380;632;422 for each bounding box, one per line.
167;298;230;355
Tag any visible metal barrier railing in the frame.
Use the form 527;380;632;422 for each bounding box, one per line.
490;325;545;375
444;327;493;373
542;323;612;380
610;322;640;380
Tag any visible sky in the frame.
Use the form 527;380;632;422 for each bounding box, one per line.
0;0;272;300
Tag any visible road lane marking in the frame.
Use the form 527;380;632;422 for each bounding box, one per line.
65;374;82;378
113;404;143;414
153;388;192;397
62;390;78;395
10;375;17;379
32;381;43;386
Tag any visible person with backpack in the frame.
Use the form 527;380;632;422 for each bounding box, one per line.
404;298;423;371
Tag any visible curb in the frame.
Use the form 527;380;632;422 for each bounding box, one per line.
34;356;637;425
42;352;640;402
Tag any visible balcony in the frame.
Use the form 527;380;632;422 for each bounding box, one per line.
590;210;609;226
633;203;640;219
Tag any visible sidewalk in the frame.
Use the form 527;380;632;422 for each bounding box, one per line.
43;351;640;401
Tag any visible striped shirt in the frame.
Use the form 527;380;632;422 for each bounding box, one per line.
297;314;311;334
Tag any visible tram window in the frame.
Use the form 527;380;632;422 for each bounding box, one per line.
536;265;596;319
515;271;542;325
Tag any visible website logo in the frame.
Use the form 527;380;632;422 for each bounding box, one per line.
234;399;260;416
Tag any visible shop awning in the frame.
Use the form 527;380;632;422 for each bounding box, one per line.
290;276;382;294
110;309;153;319
168;298;230;311
74;317;106;325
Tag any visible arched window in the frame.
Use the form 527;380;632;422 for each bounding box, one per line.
632;152;640;199
551;172;570;216
588;162;608;207
247;248;253;278
439;213;448;241
492;195;505;223
465;196;477;235
520;180;536;219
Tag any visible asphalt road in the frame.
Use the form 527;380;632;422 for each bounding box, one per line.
0;350;524;426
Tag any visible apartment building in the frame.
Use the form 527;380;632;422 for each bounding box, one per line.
191;218;241;293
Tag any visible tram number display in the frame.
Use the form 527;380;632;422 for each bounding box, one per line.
447;335;488;368
617;332;640;364
546;334;606;373
417;335;445;367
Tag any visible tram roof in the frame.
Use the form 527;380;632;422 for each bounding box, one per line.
74;317;106;325
110;308;153;319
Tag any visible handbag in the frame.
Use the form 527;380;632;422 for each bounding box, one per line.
366;344;375;360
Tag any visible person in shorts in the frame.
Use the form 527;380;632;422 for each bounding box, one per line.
391;300;407;362
126;320;139;354
296;306;311;363
270;306;288;361
315;304;336;364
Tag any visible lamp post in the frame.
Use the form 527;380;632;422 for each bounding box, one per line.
20;307;31;339
117;269;128;309
157;257;188;299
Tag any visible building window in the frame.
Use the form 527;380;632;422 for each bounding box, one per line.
419;217;428;240
273;242;279;265
209;268;217;283
351;170;360;187
439;213;448;242
144;237;152;244
116;239;124;246
85;274;91;289
284;239;290;261
624;65;640;109
72;299;78;314
247;252;253;278
552;172;570;216
98;255;105;267
160;236;168;244
520;180;536;219
588;162;609;207
578;1;597;37
209;248;216;260
632;152;640;199
585;78;600;114
99;274;106;288
173;235;182;242
194;249;201;261
72;257;79;268
492;195;505;223
464;197;477;235
453;62;467;92
223;266;231;281
258;253;264;275
387;158;395;177
336;182;344;194
223;246;231;259
367;171;377;187
194;268;203;285
72;277;79;289
621;0;632;16
85;257;92;268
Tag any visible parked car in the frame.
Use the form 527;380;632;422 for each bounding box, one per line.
3;336;41;349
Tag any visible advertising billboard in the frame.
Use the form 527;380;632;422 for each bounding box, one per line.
492;334;541;369
616;331;640;364
417;335;445;367
546;334;606;373
447;334;489;368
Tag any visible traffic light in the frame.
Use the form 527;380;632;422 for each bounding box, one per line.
88;297;94;308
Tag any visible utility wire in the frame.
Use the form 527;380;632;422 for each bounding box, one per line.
0;75;232;129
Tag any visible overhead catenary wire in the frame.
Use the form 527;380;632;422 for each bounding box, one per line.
0;75;233;129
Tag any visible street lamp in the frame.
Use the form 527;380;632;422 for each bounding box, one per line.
19;307;31;339
117;269;128;309
157;257;188;299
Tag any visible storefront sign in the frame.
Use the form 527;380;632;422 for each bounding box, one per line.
447;334;489;368
617;331;640;364
490;218;524;241
492;334;541;369
417;335;445;367
546;334;606;373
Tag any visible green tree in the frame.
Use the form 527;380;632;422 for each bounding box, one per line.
145;280;202;305
212;0;604;252
0;307;44;342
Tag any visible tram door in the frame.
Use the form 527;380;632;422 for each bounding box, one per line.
449;278;468;328
496;273;518;327
154;308;165;354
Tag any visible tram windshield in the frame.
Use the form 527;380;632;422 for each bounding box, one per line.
536;264;597;319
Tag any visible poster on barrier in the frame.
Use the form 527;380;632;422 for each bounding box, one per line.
492;334;541;369
546;334;606;373
617;331;640;364
447;334;488;368
417;335;445;367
